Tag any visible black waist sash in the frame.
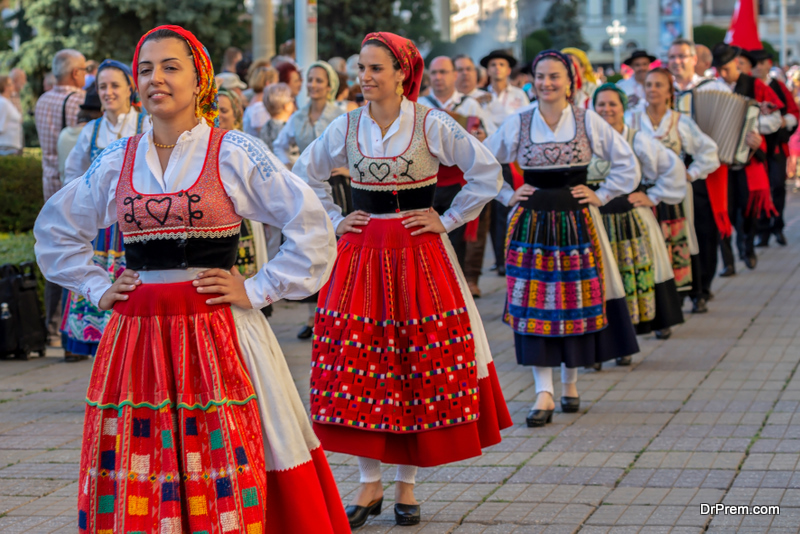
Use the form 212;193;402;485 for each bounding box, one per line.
520;166;588;212
351;183;437;214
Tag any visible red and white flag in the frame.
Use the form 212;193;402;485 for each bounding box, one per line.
724;0;762;50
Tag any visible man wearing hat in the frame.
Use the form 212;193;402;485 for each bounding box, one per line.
480;49;530;277
481;49;530;129
712;42;783;273
747;48;799;246
617;50;655;110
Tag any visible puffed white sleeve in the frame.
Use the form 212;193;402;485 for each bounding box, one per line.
63;122;94;184
483;112;521;206
34;138;127;308
633;131;687;205
271;112;298;165
758;110;782;135
584;109;639;204
219;131;337;310
425;110;502;232
290;114;350;231
678;115;720;181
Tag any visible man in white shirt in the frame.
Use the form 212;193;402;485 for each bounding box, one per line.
480;49;530;129
480;49;530;277
616;50;654;110
454;54;490;103
668;38;729;313
420;56;494;294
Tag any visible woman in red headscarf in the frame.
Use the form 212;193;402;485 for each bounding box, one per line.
292;32;513;529
34;26;349;534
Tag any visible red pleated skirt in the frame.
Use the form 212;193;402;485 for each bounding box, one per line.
310;218;511;467
78;282;267;534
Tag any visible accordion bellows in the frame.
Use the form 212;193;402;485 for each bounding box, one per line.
676;89;759;165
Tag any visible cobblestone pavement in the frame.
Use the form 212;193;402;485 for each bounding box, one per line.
2;193;800;533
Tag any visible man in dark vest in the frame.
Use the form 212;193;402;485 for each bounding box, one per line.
746;48;799;247
712;43;782;274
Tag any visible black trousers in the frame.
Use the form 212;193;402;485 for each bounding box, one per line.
692;180;717;300
489;164;515;268
433;183;466;268
44;281;63;340
720;168;756;267
757;152;787;237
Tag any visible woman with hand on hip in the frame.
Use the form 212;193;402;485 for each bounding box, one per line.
292;32;512;529
35;25;348;534
485;50;640;428
589;84;686;344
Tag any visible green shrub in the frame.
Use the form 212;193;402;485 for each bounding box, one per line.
0;151;43;233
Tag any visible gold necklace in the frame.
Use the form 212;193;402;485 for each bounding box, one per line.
153;140;176;149
368;107;397;138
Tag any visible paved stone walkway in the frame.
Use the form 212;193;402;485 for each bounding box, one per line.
2;193;800;533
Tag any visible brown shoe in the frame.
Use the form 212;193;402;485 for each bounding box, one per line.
467;281;481;298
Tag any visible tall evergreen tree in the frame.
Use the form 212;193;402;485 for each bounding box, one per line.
542;0;588;51
317;0;399;59
2;0;248;90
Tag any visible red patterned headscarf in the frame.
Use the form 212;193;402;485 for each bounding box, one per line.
361;32;423;102
132;25;218;126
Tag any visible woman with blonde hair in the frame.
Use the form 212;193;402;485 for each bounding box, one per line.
243;65;278;136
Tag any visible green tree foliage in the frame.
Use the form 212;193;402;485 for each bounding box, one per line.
524;29;553;62
2;0;248;91
542;0;588;51
318;0;399;59
397;0;438;50
692;25;727;50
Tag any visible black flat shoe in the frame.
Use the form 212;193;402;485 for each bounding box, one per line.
346;497;383;529
744;255;757;270
692;297;708;314
497;265;506;276
560;396;580;413
297;325;314;340
776;231;787;246
592;362;602;371
526;407;554;427
755;235;769;248
654;328;672;340
719;265;736;277
616;355;632;366
394;503;421;526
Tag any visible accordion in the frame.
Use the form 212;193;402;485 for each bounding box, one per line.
675;89;759;166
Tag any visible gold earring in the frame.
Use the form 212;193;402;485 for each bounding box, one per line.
396;84;404;96
565;87;571;98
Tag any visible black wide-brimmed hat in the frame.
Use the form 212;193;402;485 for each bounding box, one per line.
711;43;742;69
623;50;656;66
480;49;517;69
80;85;102;111
745;48;774;64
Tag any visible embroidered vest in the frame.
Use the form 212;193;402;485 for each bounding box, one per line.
633;110;682;158
89;112;147;161
587;127;638;187
345;103;440;214
517;105;592;191
115;128;242;271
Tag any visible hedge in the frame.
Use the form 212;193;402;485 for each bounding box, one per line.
0;149;43;233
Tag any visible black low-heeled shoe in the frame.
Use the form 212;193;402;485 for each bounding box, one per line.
560;396;580;413
394;503;421;526
616;355;632;366
345;497;383;529
654;328;672;340
526;407;554;427
296;324;314;340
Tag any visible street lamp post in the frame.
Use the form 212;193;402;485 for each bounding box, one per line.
606;19;627;73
